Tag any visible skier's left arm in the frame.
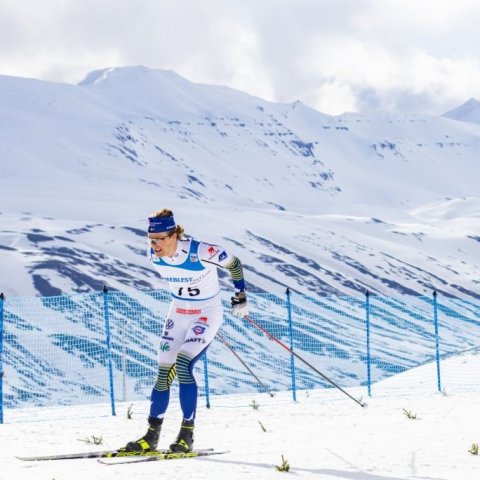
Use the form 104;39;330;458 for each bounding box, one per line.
199;243;248;317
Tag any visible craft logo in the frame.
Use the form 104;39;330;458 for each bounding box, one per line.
192;325;206;336
218;251;228;262
160;342;170;352
186;338;206;344
166;319;174;329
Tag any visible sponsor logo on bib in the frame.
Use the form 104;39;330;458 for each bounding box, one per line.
192;325;206;336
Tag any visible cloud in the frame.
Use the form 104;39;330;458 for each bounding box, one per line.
1;0;480;114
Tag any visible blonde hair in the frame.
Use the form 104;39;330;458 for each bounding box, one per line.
151;208;185;239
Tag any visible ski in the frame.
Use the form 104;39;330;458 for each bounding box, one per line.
17;450;113;461
98;449;229;465
16;448;213;462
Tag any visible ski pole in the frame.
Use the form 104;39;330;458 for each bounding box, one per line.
243;315;366;408
216;331;274;397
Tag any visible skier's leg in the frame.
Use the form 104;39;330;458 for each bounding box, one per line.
170;301;224;452
123;305;188;451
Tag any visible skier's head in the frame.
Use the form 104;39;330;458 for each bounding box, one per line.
148;208;185;238
147;209;185;257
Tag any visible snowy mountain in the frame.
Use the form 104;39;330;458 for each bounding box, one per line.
1;65;479;300
442;97;480;124
2;66;480;413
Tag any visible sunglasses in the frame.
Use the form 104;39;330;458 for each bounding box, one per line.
148;233;174;245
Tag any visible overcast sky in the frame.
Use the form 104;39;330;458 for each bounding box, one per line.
1;0;480;115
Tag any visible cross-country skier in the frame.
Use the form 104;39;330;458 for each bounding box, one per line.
122;208;248;453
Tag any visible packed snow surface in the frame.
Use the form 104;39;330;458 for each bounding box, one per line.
2;352;479;480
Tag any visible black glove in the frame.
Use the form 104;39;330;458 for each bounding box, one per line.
231;291;248;318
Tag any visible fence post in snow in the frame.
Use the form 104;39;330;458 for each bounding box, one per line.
0;292;4;424
432;291;442;393
202;351;211;408
365;290;372;397
102;286;116;416
286;288;297;402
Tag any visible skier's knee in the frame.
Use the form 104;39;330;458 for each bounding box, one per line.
176;353;195;384
154;364;176;391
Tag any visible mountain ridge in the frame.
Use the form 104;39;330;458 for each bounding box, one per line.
442;97;480;124
0;66;479;299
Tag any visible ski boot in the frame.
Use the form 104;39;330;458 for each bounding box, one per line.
123;416;163;452
169;419;194;452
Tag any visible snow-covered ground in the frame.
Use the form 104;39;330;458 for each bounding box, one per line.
2;353;479;480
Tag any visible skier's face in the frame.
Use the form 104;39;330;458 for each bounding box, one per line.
148;232;177;257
